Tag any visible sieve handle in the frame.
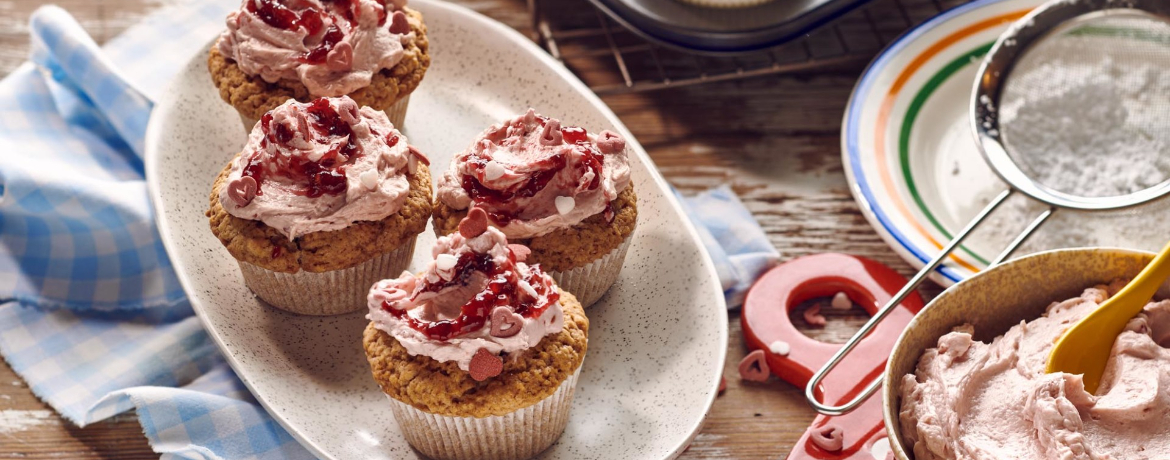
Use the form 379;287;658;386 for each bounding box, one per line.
804;189;1015;415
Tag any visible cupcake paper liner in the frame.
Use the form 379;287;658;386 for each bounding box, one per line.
549;232;633;307
382;94;411;129
387;367;581;460
236;94;411;132
238;239;416;316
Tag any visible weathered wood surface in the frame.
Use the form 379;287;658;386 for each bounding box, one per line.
0;0;946;458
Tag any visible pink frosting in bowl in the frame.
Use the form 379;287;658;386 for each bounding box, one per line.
218;96;426;238
899;284;1170;460
366;214;564;372
435;109;632;239
217;0;417;97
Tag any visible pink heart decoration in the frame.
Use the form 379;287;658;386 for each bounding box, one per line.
227;176;258;207
596;130;626;154
468;348;503;381
508;244;531;262
490;306;523;338
459;208;489;238
738;349;770;382
810;425;844;452
803;304;827;327
539;119;563;146
388;11;409;35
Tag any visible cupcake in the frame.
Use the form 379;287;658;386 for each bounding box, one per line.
432;109;637;307
363;208;588;460
206;96;431;315
208;0;429;130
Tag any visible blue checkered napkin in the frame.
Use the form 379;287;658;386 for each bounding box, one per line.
675;186;779;308
0;3;314;459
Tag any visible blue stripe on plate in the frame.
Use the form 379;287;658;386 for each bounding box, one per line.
844;0;1011;285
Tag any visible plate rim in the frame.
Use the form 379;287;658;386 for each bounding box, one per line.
841;0;1030;287
143;1;729;458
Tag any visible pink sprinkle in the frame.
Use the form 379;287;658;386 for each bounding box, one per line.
227;176;257;207
738;349;770;382
803;305;827;327
388;11;409;35
468;348;503;381
508;244;531;262
810;425;844;452
459;208;489;238
489;306;522;338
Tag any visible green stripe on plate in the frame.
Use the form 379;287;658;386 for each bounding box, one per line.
898;42;994;266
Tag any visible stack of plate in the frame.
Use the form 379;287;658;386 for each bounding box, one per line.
589;0;873;54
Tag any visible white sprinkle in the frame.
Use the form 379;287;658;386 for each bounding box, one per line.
407;156;418;175
484;161;506;181
831;292;852;310
435;254;458;271
359;170;378;190
769;340;790;356
554;196;575;215
519;280;539;299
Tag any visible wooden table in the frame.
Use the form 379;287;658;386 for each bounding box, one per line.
0;0;946;458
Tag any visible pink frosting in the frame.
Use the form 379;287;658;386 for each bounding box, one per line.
899;285;1170;460
217;0;415;97
219;96;423;238
366;226;564;371
435;109;632;239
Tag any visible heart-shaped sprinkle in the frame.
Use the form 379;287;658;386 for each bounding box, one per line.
540;119;563;146
407;145;429;165
810;425;844;452
435;254;458;271
738;349;770;382
718;376;727;394
360;169;378;190
484;160;506;181
554;196;575;215
371;287;408;309
388;11;409;34
596;130;626;154
326;41;353;71
468;348;503;381
508;244;531;262
831;291;852;310
227;176;258;207
459;208;489;238
490;306;523;338
803;305;827;327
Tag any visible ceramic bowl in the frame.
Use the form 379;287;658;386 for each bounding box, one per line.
881;247;1163;459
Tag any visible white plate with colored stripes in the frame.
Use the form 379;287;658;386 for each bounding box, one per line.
843;0;1170;287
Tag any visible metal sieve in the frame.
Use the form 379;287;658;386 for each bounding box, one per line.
807;0;1170;415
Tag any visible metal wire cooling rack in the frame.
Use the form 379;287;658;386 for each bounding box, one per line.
529;0;973;95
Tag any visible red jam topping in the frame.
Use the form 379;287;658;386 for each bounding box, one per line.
459;124;605;224
242;98;363;198
381;250;559;341
245;0;390;64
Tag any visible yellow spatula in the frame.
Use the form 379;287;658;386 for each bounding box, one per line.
1047;241;1170;393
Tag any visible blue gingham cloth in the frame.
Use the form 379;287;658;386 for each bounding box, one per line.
0;3;776;459
676;186;779;307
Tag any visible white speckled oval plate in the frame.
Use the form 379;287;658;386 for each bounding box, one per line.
143;1;728;458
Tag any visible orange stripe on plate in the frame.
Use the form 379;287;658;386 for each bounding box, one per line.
873;10;1029;273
